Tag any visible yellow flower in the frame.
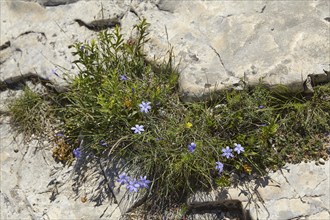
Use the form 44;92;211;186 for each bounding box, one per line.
123;97;132;108
243;164;252;174
185;122;193;129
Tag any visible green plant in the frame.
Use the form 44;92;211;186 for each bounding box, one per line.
8;87;54;138
8;19;330;214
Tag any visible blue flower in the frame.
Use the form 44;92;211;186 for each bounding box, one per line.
221;146;234;159
51;68;60;77
215;161;224;173
117;172;130;185
100;140;108;147
258;105;265;109
188;142;197;153
139;101;151;113
234;143;245;154
126;179;141;193
56;132;64;137
73;148;81;158
131;125;144;134
138;176;151;189
132;88;135;93
120;75;128;81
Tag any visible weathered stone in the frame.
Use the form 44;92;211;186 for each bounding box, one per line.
256;170;298;201
319;157;326;165
98;158;148;214
0;116;122;219
188;159;330;220
308;211;330;220
2;0;328;100
188;186;250;204
33;0;80;7
137;0;330;100
0;0;129;92
264;198;314;219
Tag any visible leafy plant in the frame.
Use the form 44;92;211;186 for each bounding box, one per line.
8;19;330;215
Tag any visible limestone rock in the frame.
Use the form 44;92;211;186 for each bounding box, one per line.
188;160;330;219
2;0;329;100
31;0;80;7
137;0;330;100
0;0;131;93
0;116;122;219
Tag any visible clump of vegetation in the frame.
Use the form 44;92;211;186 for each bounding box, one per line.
8;19;330;213
8;87;54;138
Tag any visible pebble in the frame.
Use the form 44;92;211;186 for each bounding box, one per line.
319;158;325;165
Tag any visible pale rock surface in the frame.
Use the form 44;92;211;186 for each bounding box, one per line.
188;160;330;219
0;116;122;219
0;0;135;91
1;0;329;100
134;0;330;100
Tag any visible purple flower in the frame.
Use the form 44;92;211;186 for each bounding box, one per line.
120;75;128;81
80;45;85;51
131;125;144;134
100;140;108;147
258;105;265;109
221;146;234;159
51;69;60;77
139;101;151;113
56;133;64;137
156;137;162;141
188;142;197;153
126;179;141;193
117;172;130;185
234;143;244;154
138;176;151;189
215;161;224;174
132;88;135;93
73;148;81;158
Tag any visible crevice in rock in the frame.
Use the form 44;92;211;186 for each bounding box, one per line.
260;5;266;13
74;18;121;31
0;41;11;51
287;214;309;220
0;72;64;93
15;31;47;41
304;71;330;93
41;0;79;7
129;7;141;19
209;45;232;77
185;200;252;220
312;177;328;191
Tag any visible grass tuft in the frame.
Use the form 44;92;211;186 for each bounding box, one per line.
8;87;54;138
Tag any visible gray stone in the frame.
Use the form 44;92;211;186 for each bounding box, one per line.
137;0;330;100
188;160;330;220
98;158;148;214
319;158;326;165
0;116;122;219
0;0;129;92
2;0;329;100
